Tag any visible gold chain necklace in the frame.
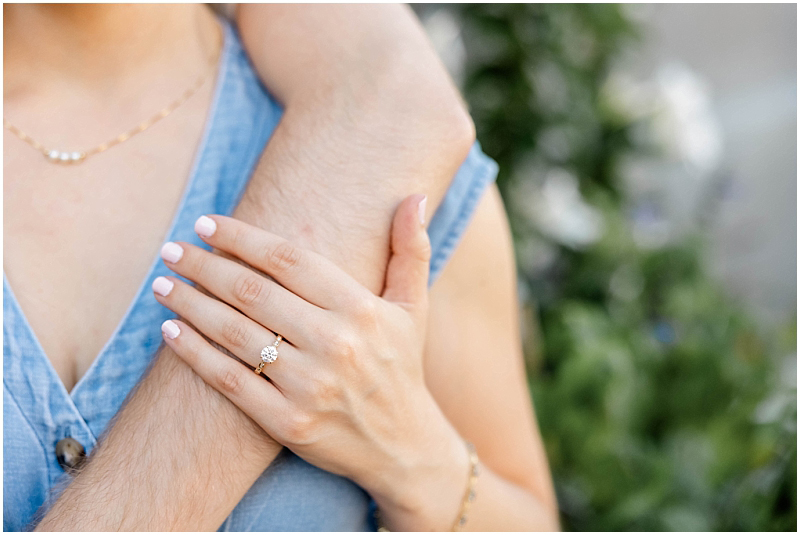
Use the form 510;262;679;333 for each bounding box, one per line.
4;26;222;165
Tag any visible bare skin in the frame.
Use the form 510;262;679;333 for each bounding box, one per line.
156;191;560;530
4;3;558;531
423;186;559;530
4;4;222;391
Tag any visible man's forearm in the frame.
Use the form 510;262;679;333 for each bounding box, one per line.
37;6;474;531
36;345;276;530
237;3;475;293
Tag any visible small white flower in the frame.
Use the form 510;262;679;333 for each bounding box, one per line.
522;169;605;249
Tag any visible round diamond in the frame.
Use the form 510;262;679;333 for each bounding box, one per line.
59;152;71;163
71;152;83;162
47;150;60;160
261;345;278;363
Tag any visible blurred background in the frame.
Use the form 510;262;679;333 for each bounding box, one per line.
413;4;796;531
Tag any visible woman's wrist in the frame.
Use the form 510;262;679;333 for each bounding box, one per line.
367;393;472;531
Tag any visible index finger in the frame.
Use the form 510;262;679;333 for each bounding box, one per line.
193;215;369;310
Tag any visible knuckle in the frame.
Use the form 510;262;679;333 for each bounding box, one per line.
175;335;200;364
327;331;357;362
233;273;269;308
417;237;432;263
217;366;246;396
266;241;300;273
351;296;378;326
220;319;251;349
192;251;210;279
232;224;249;250
282;411;315;445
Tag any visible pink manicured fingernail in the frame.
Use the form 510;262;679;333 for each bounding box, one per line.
195;215;216;238
417;195;427;226
160;242;183;263
162;320;180;339
152;276;174;297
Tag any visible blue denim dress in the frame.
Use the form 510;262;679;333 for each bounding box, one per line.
3;23;498;531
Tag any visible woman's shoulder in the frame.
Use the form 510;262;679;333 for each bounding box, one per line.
430;183;516;298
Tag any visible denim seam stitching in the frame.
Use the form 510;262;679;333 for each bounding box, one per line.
429;155;499;284
2;379;49;469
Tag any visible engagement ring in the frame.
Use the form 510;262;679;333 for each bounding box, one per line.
255;335;282;375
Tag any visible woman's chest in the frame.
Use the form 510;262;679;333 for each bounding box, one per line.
3;121;203;391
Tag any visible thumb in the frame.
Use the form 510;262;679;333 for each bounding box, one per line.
381;194;431;307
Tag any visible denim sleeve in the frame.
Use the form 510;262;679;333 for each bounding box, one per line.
426;141;500;286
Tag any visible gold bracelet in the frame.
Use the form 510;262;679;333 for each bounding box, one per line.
452;442;480;531
374;441;480;532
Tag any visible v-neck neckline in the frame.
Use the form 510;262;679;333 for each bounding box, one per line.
2;21;232;404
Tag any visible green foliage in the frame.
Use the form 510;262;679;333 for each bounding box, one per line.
433;4;796;530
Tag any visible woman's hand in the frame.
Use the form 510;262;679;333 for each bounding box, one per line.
152;195;470;530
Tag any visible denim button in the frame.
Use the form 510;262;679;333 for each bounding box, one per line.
55;437;85;472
